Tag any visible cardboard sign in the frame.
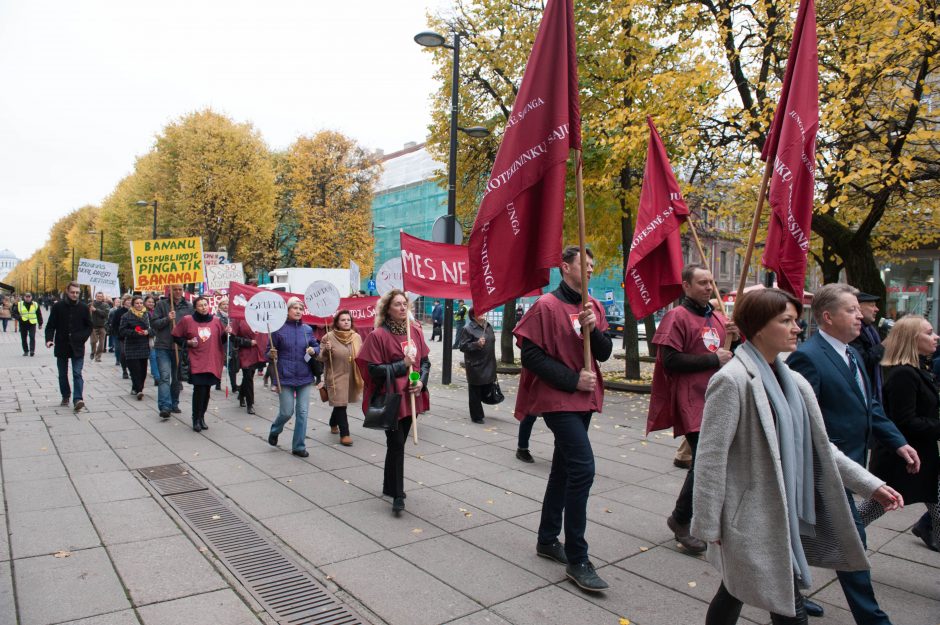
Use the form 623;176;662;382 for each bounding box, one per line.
205;262;245;292
349;260;361;294
376;257;418;302
76;258;121;299
245;291;288;334
129;237;204;289
304;280;341;317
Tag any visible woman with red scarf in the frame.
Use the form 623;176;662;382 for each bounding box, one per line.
119;296;151;401
172;296;227;432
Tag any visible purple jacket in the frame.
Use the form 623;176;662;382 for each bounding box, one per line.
271;320;319;387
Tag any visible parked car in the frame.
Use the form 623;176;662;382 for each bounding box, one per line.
604;315;625;338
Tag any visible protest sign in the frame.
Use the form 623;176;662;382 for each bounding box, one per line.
304;280;341;317
349;260;361;294
245;291;288;334
205;262;245;291
376;257;418;301
76;258;121;299
400;232;472;299
203;251;228;266
228;282;378;329
129;237;204;289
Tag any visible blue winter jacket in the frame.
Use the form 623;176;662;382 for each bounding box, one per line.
271;320;319;387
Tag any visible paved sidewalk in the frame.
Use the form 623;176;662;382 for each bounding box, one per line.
0;329;937;625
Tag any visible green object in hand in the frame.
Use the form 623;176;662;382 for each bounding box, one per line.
409;371;420;385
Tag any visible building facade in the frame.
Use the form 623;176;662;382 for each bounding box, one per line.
0;249;20;283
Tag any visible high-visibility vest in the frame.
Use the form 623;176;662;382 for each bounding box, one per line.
17;301;38;325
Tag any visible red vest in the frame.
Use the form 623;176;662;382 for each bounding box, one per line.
355;324;430;419
172;315;226;379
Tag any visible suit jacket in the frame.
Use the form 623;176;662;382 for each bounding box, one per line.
786;332;906;465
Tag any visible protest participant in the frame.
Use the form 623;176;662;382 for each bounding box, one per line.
232;317;266;415
457;307;497;424
44;282;92;412
151;285;194;419
0;294;12;332
14;292;42;356
693;287;902;625
355;289;430;515
430;300;443;342
110;295;131;378
89;291;111;362
515;414;539;463
319;310;363;446
849;292;885;403
172;296;226;432
119;296;151;400
514;246;612;592
267;298;319;457
647;263;736;554
216;297;239;393
144;295;160;384
453;299;468;348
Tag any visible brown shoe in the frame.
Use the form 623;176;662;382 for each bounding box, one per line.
340;436;353;446
330;426;340;434
667;515;706;553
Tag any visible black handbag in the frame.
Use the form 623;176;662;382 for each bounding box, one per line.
363;367;400;431
481;380;505;405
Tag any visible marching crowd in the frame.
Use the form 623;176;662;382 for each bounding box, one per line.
4;249;938;624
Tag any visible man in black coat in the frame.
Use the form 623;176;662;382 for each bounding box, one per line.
45;282;93;412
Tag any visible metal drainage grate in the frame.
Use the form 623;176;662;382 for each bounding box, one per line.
139;464;367;625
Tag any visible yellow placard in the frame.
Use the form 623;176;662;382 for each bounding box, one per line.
129;237;204;289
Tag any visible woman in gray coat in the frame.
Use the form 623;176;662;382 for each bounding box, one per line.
691;288;902;624
457;308;497;424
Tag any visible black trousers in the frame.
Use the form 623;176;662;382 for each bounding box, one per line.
19;324;36;354
330;406;350;437
706;579;807;625
431;323;442;341
192;384;212;421
467;384;487;421
240;366;257;407
383;418;413;498
672;431;700;525
228;363;238;393
126;358;148;393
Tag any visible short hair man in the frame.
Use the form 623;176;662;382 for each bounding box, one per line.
14;291;43;356
647;263;737;553
89;291;112;362
849;291;884;403
430;300;443;342
453;299;468;349
787;283;920;624
151;285;194;419
513;245;613;591
44;282;92;411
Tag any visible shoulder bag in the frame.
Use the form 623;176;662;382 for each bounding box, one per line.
363;366;400;431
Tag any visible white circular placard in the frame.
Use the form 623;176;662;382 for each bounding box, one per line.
375;258;418;301
304;280;341;317
245;291;288;334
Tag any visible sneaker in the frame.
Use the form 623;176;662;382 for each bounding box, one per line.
60;397;69;407
171;407;181;414
136;392;144;401
268;433;278;447
392;496;405;514
159;411;170;420
73;400;85;413
292;449;309;458
516;448;535;463
667;515;706;553
29;352;34;357
536;540;568;564
122;372;129;379
565;561;609;592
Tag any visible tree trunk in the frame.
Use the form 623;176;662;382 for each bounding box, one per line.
621;209;641;379
842;242;887;305
500;298;517;365
644;316;657;357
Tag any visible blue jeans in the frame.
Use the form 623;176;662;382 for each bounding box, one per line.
56;356;84;403
837;496;891;625
271;384;311;452
155;348;181;411
538;411;595;565
149;350;161;383
518;414;538;449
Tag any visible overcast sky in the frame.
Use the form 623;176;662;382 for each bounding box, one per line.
0;0;449;260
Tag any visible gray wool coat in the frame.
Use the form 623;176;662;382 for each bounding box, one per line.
690;348;884;617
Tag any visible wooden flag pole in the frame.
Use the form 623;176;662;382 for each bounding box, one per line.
573;149;592;371
686;216;727;317
407;315;418;445
267;323;282;390
737;158;775;296
170;316;180;369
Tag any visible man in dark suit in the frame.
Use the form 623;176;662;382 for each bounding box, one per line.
787;283;920;625
849;291;885;403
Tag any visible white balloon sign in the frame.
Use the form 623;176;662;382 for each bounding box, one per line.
245;291;288;334
304;280;341;317
375;258;418;302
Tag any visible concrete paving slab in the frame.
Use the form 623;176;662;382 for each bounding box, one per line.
327;550;479;625
9;505;100;558
457;520;569;583
331;462;421;495
405;487;500;533
444;609;513;625
58;609;141;625
877;529;940;567
86;498;182;546
399;456;469;488
109;534;227;605
869;552;940;600
329;498;446;548
0;435;55;459
51;433;111;454
5;477;81;512
60;450;127;475
136;588;261;625
72;470;148;504
241;449;323;478
188;456;269;486
0;515;9;562
262;508;384;566
434;478;542;519
14;547;130;625
220;478;316;520
814;577;940;624
2;453;68;482
394;534;546;606
99;428;159;449
279;471;373;508
0;561;14;625
587;494;674;544
490;584;619;625
111;443;181;469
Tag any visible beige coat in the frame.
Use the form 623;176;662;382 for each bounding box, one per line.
691;347;884;617
318;331;362;407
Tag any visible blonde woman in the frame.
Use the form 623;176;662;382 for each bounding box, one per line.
318;310;363;446
862;315;940;551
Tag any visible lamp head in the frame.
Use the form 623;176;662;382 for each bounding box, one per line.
414;31;446;47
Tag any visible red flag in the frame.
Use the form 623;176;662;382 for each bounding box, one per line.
624;118;690;319
227;282;378;329
760;0;818;300
400;232;472;299
467;0;580;313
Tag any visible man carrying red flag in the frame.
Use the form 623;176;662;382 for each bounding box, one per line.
759;0;818;300
624;117;690;319
467;0;580;313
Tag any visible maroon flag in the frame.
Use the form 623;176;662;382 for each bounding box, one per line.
625;118;690;319
467;0;580;313
760;0;818;300
400;232;472;299
228;282;378;329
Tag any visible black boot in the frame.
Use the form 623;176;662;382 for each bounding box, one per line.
198;417;208;430
192;417;202;432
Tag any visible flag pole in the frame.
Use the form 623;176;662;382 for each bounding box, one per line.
407;312;418;445
686;216;727;317
573;149;592;371
736;158;774;296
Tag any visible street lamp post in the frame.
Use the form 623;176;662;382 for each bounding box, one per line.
135;200;158;238
414;30;490;385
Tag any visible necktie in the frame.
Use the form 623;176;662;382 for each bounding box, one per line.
847;350;866;400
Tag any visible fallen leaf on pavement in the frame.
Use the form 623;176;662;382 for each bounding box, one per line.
412;528;423;534
688;581;697;588
211;514;221;520
639;547;649;552
620;619;631;625
53;551;71;558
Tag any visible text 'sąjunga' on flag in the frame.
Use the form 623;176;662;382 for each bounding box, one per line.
760;0;818;301
624;117;690;319
467;0;580;314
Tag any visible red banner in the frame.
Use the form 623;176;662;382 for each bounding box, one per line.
400;232;472;299
625;118;690;319
760;0;818;300
467;0;580;313
227;282;378;329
